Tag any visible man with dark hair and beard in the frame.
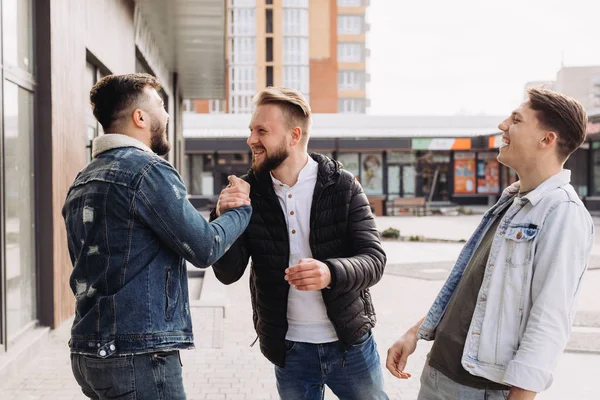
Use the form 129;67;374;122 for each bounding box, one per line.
211;87;389;400
62;73;252;399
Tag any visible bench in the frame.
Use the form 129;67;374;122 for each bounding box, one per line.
388;197;429;216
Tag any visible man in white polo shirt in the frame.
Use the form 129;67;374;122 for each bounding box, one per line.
211;87;388;399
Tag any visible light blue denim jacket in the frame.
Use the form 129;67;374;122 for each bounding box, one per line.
62;134;251;357
418;170;594;392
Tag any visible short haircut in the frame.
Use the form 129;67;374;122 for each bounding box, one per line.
527;88;587;160
253;87;312;138
89;73;161;132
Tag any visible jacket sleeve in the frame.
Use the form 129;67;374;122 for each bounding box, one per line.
323;176;387;292
209;207;251;285
502;201;594;392
135;159;252;269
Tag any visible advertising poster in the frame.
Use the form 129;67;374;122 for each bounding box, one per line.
336;153;359;179
360;153;383;195
477;152;500;194
454;152;476;194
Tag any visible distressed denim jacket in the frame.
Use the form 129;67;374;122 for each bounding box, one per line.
62;134;251;357
418;170;594;393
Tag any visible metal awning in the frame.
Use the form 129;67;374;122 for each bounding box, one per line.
135;0;226;99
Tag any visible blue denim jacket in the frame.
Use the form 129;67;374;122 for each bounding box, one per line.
62;134;251;357
418;170;594;392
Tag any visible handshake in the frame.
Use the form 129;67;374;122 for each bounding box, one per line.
215;175;251;217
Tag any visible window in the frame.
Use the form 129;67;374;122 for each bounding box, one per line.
337;15;364;35
284;66;309;95
209;100;226;114
266;9;273;34
283;37;309;65
283;2;309;99
338;0;362;6
185;155;216;196
283;9;309;36
229;37;255;64
338;43;363;63
84;63;104;162
266;38;273;62
338;98;366;113
229;2;257;113
229;7;256;36
266;66;274;87
3;0;34;73
4;81;36;342
338;71;365;91
266;0;273;3
283;0;309;6
229;0;256;8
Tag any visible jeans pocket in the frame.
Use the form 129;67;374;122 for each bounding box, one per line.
82;355;136;399
284;340;296;353
350;330;373;349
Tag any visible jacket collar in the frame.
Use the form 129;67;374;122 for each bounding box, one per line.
497;169;571;209
92;134;153;159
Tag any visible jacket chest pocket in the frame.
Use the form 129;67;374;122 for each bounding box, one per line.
504;224;539;267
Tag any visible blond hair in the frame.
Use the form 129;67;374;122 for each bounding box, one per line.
253;87;312;139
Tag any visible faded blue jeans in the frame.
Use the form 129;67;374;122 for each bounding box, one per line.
274;331;388;400
418;363;509;400
71;350;186;399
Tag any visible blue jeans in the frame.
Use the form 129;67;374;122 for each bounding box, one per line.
275;331;388;400
417;363;509;400
71;350;186;399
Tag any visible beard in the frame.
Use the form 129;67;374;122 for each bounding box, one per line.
252;139;289;175
149;114;170;156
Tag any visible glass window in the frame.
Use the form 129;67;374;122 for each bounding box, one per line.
283;8;309;36
3;0;33;73
266;38;273;62
338;0;362;6
388;166;401;196
209;100;226;114
337;15;364;35
336;153;359;179
266;66;274;87
266;9;273;34
403;166;416;197
3;82;36;341
338;98;366;113
338;43;364;63
283;0;309;7
338;71;365;91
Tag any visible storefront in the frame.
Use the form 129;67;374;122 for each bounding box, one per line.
183;114;512;214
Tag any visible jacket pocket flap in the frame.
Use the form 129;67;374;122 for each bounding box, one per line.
505;224;539;242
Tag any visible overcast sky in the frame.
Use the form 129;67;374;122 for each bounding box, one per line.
367;0;600;116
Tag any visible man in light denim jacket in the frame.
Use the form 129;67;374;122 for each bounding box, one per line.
386;88;594;400
62;73;252;399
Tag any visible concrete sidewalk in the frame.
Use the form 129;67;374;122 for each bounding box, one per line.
1;214;599;399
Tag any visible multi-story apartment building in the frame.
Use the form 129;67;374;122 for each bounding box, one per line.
191;0;370;114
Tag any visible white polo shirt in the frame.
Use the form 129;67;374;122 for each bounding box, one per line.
271;156;338;343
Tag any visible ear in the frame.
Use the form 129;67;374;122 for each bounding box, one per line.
132;108;147;129
290;126;303;146
540;131;558;149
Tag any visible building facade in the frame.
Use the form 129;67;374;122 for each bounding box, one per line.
0;0;227;370
192;0;370;114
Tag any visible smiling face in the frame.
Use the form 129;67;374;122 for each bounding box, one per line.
247;104;291;174
497;101;548;172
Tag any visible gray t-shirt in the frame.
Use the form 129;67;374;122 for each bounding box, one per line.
428;201;515;390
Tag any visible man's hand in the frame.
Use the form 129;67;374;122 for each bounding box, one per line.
285;258;331;291
216;175;251;217
386;319;422;379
